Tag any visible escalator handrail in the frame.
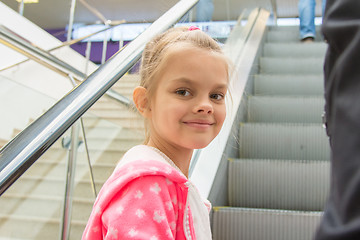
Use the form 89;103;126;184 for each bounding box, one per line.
0;0;199;195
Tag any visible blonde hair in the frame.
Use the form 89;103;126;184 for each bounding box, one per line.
138;26;230;143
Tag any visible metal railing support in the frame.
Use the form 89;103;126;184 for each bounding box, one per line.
101;23;109;64
59;121;80;240
270;0;278;25
58;74;98;240
79;117;97;197
67;74;97;198
67;0;77;42
18;0;24;16
79;0;108;24
85;40;92;75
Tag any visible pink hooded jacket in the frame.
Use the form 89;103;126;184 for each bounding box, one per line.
82;145;211;240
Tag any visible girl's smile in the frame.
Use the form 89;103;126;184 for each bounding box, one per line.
182;119;215;130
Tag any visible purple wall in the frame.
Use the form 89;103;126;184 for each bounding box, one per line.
46;28;129;65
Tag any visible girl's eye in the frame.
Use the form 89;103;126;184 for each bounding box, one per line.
210;93;224;100
176;89;191;96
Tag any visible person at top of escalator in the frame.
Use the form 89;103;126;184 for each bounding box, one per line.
298;0;326;42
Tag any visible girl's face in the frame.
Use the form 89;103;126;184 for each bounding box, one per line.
147;48;228;151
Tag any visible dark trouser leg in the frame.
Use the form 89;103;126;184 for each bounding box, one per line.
315;0;360;239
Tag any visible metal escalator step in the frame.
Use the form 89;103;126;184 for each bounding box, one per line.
4;176;104;199
260;57;324;74
106;89;133;99
0;213;86;239
254;74;324;96
248;96;324;123
212;207;322;240
36;147;127;164
239;123;330;160
112;81;138;88
50;138;140;151
90;100;136;110
267;25;322;32
266;29;323;43
83;126;144;140
263;43;327;58
25;160;116;182
114;74;140;84
0;194;93;222
82;138;142;151
83;115;144;129
87;109;141;119
228;159;329;211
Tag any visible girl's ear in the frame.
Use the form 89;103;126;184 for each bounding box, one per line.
133;86;151;118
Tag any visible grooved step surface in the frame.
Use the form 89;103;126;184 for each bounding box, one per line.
248;96;324;123
82;138;142;151
25;160;115;182
266;29;323;43
0;214;86;240
239;123;330;160
83;127;144;140
113;74;140;85
267;26;322;32
254;74;324;96
87;108;139;118
30;148;127;164
260;57;324;74
212;207;322;240
5;176;105;199
228;159;330;211
212;25;328;240
263;43;327;58
108;88;133;97
83;116;144;129
0;194;93;221
90;100;136;110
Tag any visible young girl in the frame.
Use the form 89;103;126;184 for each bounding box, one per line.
82;26;230;240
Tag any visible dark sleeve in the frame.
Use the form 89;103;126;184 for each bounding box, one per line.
315;1;360;239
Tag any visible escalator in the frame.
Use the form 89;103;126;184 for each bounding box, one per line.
210;25;330;240
0;1;330;239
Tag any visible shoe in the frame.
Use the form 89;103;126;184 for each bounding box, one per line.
301;37;315;43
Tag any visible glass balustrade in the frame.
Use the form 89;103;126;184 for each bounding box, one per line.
0;75;57;142
0;73;145;239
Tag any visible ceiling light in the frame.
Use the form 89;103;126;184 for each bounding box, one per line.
15;0;39;3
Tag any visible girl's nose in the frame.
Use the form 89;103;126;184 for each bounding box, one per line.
194;99;213;114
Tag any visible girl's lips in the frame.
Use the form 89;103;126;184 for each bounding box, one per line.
183;120;214;129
